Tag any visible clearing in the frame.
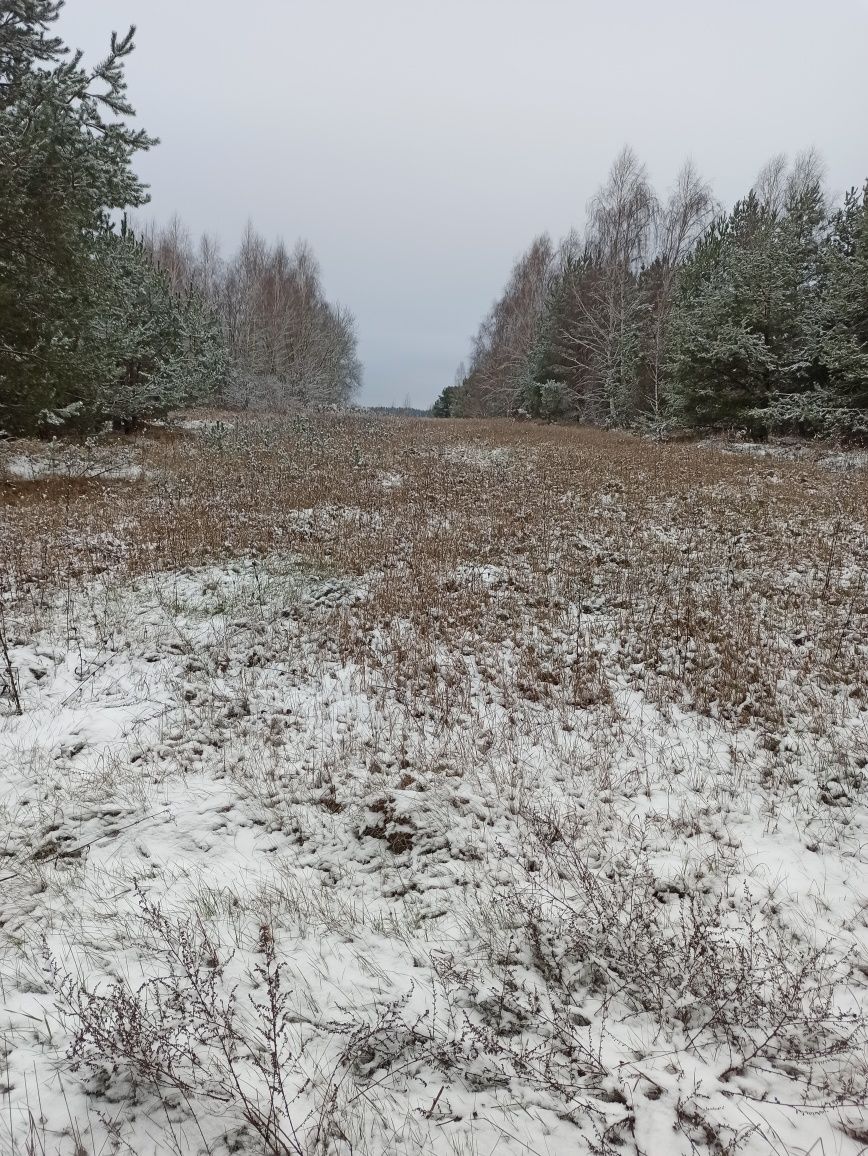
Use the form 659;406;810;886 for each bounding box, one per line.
0;415;866;1155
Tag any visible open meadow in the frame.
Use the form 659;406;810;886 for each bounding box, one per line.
1;415;867;1155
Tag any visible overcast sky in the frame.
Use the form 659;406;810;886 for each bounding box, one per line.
59;0;868;407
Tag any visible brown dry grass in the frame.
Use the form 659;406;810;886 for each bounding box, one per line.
3;412;866;733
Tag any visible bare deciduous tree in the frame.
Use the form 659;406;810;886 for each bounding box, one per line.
143;220;362;410
460;148;716;426
548;149;656;423
646;160;717;413
464;235;554;415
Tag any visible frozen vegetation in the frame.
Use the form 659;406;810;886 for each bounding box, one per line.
0;414;866;1155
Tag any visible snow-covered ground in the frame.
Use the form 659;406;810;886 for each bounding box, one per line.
0;416;866;1155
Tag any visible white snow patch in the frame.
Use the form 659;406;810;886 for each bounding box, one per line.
2;451;145;481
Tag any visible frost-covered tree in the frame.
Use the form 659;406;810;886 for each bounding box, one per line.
753;180;868;437
644;161;717;415
460;150;713;427
94;225;228;427
223;233;361;408
666;153;860;433
814;183;868;416
667;192;777;427
580;147;657;422
0;2;156;432
460;146;867;436
144;223;362;411
517;153;657;426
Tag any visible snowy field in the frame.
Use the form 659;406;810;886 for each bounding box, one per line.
0;415;867;1155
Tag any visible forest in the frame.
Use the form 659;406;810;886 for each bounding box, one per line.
441;149;868;438
0;2;361;436
6;3;867;442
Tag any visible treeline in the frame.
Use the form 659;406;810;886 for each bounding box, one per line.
140;219;362;413
440;148;868;439
0;3;360;437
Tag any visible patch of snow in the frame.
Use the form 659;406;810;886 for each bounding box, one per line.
2;452;144;482
176;418;236;433
705;438;868;472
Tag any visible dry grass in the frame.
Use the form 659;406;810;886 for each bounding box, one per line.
3;413;867;728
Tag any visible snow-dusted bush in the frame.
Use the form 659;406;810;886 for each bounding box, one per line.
751;388;868;441
463;807;864;1094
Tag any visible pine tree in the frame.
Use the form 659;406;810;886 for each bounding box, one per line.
666;206;763;427
664;156;865;435
431;385;459;417
0;3;156;432
667;188;806;428
816;183;868;420
93;226;228;426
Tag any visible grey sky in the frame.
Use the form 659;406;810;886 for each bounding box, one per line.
60;0;868;407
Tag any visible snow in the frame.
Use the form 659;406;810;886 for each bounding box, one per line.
703;437;868;472
440;442;515;469
378;471;404;489
1;444;146;482
176;418;237;433
3;451;145;482
0;424;866;1155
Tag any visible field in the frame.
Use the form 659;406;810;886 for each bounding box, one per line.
0;415;867;1156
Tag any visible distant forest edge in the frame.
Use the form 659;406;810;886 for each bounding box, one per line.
1;4;361;437
436;149;868;440
4;6;867;441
